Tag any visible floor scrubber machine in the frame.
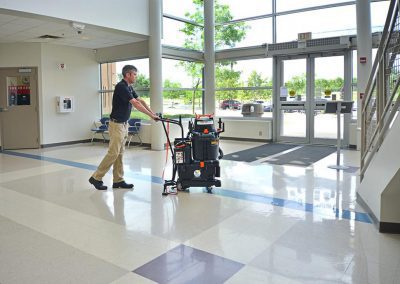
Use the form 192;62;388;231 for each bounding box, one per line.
158;114;224;195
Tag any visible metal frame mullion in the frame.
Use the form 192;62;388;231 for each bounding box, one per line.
273;56;280;142
163;13;203;27
272;0;277;44
307;56;314;143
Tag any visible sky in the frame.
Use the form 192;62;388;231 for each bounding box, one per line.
117;1;389;86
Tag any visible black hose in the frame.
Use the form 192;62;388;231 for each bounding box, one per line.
218;147;224;159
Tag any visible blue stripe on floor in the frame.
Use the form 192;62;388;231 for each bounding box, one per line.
1;150;372;224
2;150;98;171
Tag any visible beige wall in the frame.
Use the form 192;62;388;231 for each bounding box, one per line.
40;44;99;144
0;42;100;146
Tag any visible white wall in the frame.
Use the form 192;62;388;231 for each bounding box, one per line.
95;41;149;63
0;0;149;35
0;43;42;67
358;113;400;222
40;44;99;144
349;122;357;147
219;118;272;141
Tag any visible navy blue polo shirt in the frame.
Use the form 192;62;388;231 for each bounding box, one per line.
110;79;138;122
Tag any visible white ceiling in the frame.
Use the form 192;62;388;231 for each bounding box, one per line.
0;12;147;49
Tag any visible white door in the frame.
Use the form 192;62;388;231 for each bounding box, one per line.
0;67;40;150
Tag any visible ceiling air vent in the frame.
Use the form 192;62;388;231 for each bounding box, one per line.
38;35;62;39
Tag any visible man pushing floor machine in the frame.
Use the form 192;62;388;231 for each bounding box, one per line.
158;113;224;195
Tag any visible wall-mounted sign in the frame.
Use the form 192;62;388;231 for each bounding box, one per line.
298;32;312;41
18;68;32;73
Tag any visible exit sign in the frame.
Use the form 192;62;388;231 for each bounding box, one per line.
298;32;312;41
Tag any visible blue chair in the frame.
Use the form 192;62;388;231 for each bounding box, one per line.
90;117;109;143
127;118;142;147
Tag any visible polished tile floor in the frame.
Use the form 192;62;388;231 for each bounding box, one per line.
0;141;400;284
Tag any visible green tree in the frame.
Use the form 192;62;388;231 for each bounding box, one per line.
117;73;151;97
163;79;186;102
134;74;150;97
216;67;242;101
285;74;306;95
330;77;344;91
245;71;272;102
315;78;330;91
135;74;150;88
179;0;249;112
117;72;149;88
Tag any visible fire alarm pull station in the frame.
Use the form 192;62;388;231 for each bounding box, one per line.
57;96;74;113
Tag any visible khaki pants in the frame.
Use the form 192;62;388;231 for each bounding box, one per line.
92;121;128;182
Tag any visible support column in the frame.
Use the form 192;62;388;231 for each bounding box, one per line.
344;50;353;146
149;0;164;150
356;0;372;150
204;0;215;114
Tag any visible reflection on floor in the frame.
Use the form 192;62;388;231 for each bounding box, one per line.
0;140;399;284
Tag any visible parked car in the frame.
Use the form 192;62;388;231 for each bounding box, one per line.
254;100;272;112
220;99;242;110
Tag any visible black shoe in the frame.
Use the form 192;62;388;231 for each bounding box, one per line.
113;181;134;189
89;177;107;190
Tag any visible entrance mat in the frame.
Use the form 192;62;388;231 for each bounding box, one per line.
264;145;336;167
223;143;298;162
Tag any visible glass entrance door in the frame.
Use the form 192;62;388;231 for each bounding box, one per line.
313;55;344;143
277;58;308;143
275;52;351;145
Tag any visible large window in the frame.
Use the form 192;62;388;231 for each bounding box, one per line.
277;0;351;12
100;58;203;118
218;0;272;20
162;0;203;49
371;1;390;32
99;1;389;122
276;5;356;42
162;59;204;116
163;0;199;21
215;58;273;118
162;18;203;50
216;18;273;50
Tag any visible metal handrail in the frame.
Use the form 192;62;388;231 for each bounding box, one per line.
362;0;396;113
360;0;400;179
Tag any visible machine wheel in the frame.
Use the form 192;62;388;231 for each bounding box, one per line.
176;182;183;191
206;186;213;193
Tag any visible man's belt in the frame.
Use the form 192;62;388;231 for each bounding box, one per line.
110;118;127;124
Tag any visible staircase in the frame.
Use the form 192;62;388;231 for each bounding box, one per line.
358;0;400;233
